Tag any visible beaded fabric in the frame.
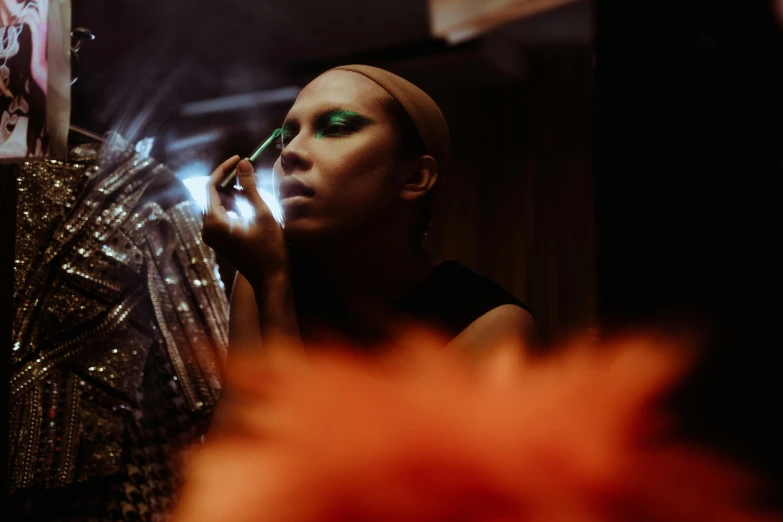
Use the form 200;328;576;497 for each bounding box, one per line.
10;133;229;520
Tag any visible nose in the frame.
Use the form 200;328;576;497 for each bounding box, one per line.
279;134;312;173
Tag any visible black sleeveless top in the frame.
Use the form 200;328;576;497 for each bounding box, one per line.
293;258;529;347
396;260;530;340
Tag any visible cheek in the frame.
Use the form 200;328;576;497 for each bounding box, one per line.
320;145;400;209
279;134;404;239
320;138;399;187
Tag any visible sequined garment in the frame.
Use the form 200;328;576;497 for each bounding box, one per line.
10;133;229;521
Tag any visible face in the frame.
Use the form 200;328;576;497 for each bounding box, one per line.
1;1;25;17
273;70;409;245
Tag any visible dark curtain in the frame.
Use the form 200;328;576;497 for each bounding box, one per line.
429;46;595;344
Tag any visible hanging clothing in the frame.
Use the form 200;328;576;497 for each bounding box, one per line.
10;132;229;520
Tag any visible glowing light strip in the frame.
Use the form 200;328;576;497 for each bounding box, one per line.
179;87;301;117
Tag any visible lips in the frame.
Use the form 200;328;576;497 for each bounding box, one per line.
278;179;315;200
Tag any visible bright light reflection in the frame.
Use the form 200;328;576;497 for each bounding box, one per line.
180;175;283;224
181;175;210;213
235;198;255;219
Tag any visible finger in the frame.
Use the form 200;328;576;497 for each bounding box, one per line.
208;155;241;185
206;156;241;212
235;160;270;212
207;183;231;217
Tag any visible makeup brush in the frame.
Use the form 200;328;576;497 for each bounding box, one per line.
218;128;282;190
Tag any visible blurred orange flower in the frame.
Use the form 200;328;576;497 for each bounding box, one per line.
172;329;780;522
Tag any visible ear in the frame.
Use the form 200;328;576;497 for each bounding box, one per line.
400;155;438;202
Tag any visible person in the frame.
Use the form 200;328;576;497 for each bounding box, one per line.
0;0;48;157
202;64;536;360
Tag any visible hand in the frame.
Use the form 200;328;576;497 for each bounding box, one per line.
202;156;288;286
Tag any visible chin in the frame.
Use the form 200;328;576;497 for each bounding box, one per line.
283;219;339;248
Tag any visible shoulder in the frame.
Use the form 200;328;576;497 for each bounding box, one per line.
471;304;536;337
402;261;535;349
446;304;536;359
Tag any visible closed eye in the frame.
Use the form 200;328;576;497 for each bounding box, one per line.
320;122;355;136
315;110;373;138
277;110;374;148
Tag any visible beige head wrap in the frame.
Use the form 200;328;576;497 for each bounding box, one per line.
328;64;452;182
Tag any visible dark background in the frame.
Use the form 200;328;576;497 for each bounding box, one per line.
596;0;783;500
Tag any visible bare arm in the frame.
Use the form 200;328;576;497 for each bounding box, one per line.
248;269;302;354
229;271;302;354
445;304;537;364
228;273;263;351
